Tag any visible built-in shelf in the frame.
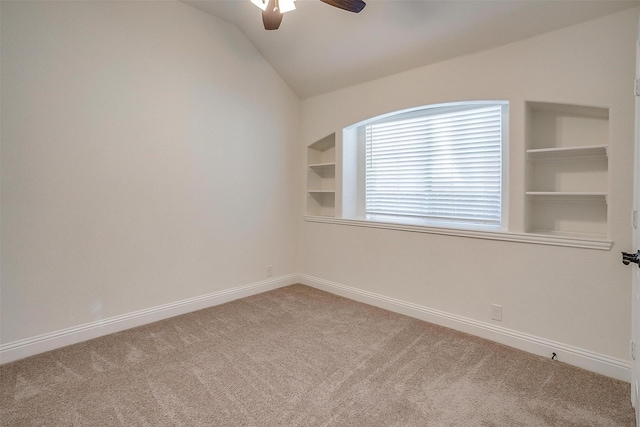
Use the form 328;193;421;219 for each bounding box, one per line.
308;162;336;169
525;191;607;198
525;102;609;240
526;144;608;159
306;134;336;217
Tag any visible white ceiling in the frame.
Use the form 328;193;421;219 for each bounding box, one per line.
184;0;638;99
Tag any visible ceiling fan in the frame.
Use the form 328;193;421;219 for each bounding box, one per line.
251;0;366;30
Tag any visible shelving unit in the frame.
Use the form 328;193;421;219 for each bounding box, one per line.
525;102;609;239
306;134;336;217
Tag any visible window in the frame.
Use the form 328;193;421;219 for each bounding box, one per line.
345;101;508;230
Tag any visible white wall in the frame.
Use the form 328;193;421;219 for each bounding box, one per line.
300;8;638;363
0;1;301;344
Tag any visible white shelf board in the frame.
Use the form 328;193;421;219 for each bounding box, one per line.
305;213;335;218
308;162;336;169
527;102;609;118
526;191;607;197
527;145;608;159
308;134;335;152
526;191;608;204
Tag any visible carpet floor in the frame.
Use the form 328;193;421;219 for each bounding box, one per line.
0;284;636;426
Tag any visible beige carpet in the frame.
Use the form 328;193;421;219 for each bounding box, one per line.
0;284;636;426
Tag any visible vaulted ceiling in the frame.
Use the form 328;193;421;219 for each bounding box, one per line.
184;0;638;99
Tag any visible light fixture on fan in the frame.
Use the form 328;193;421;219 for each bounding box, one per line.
251;0;296;13
251;0;366;30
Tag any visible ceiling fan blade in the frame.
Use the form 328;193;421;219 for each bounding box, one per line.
320;0;366;13
262;0;283;30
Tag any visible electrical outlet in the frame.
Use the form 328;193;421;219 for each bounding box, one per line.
491;304;502;321
267;265;273;277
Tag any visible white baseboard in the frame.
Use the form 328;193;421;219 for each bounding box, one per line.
0;274;298;365
2;273;631;382
298;274;631;382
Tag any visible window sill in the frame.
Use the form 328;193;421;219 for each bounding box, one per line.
303;215;612;251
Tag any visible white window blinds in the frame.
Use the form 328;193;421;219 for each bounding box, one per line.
365;104;503;226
